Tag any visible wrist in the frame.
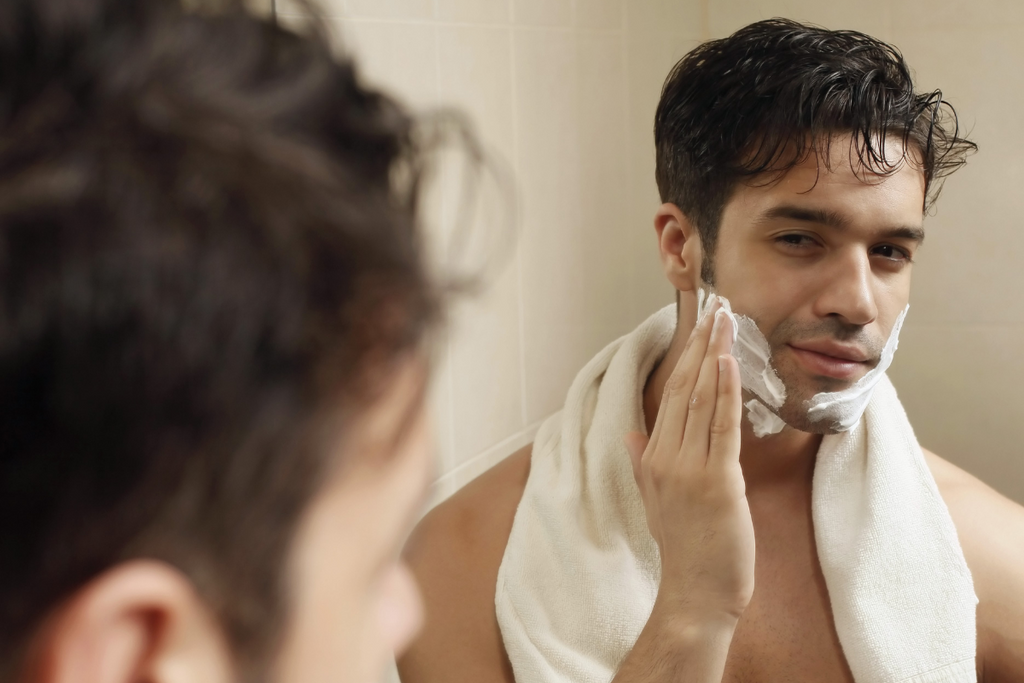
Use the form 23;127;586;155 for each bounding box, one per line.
649;592;743;643
617;590;742;681
655;572;751;618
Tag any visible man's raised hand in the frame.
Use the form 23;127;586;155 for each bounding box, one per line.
623;299;754;672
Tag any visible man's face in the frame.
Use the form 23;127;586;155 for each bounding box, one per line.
274;360;433;683
712;135;926;433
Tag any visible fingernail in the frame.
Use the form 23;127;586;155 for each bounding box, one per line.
719;308;735;341
719;355;728;372
712;308;726;337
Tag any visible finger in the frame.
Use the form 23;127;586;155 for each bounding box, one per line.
623;431;650;494
649;299;721;458
708;353;742;470
680;297;722;365
678;309;733;468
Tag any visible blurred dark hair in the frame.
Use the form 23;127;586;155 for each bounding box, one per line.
654;18;977;283
0;0;447;677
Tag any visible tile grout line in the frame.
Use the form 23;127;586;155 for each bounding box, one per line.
429;11;459;479
509;16;530;432
621;0;636;327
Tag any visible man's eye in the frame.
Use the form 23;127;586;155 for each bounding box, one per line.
776;234;816;248
871;244;912;262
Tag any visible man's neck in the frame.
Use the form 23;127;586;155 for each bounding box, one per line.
643;326;822;487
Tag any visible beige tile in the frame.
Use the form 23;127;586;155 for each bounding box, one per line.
624;36;676;328
336;20;438;109
417;115;519;478
892;0;1024;30
417;141;450;278
429;25;522;464
513;28;590;422
627;0;703;41
514;0;571;27
623;25;700;147
894;27;1024;325
888;323;1024;504
908;162;1024;326
450;426;536;491
575;0;623;30
708;0;891;41
895;27;1024;128
346;0;433;20
625;2;701;326
274;0;346;17
436;26;516;161
449;255;525;465
427;346;457;476
575;32;635;345
437;0;510;24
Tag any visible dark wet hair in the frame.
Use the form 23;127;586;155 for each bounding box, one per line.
0;0;446;678
654;18;976;282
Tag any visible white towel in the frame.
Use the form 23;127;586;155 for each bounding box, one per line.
496;304;977;683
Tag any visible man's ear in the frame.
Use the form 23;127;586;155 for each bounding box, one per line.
20;560;233;683
654;203;703;293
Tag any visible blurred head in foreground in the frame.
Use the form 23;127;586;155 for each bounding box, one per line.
0;0;445;681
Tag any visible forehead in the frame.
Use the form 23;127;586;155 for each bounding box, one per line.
723;135;927;231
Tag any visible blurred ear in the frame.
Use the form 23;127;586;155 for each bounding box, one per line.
21;560;233;683
654;203;703;293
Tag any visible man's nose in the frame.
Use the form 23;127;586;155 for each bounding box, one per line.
813;249;878;326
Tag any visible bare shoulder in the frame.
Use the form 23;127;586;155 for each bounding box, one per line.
397;443;532;683
921;448;1024;548
922;448;1024;682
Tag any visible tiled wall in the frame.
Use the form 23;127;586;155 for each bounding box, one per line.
273;0;703;505
273;0;1024;506
887;3;1024;507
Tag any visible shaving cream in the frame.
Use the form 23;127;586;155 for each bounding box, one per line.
697;289;787;437
745;399;787;438
695;288;909;437
804;304;909;432
697;290;787;409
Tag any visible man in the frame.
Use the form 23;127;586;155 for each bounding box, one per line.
0;0;451;681
399;20;1024;683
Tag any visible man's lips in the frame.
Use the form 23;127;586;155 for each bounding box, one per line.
787;341;872;380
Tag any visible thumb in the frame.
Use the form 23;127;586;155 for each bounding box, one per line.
623;431;650;491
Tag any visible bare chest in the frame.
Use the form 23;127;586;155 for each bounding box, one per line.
722;497;854;683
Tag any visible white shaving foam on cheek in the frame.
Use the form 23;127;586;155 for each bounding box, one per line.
697;289;787;410
697;289;788;438
745;399;787;438
804;304;910;432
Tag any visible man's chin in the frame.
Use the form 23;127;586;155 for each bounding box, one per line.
774;401;845;435
741;374;862;436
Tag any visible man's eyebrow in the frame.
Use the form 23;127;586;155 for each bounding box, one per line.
760;204;925;243
880;225;926;243
761;205;850;228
